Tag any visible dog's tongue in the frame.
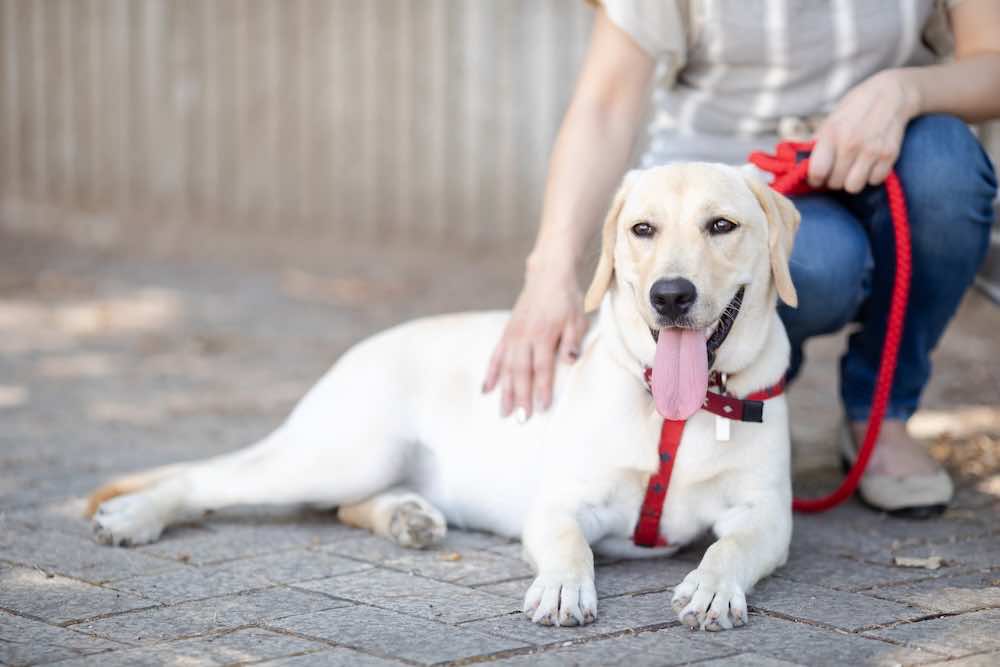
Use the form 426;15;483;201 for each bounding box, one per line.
651;328;709;420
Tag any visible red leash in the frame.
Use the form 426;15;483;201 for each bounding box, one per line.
748;141;912;513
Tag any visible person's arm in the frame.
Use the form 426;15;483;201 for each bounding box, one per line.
904;0;1000;122
808;0;1000;193
482;9;655;420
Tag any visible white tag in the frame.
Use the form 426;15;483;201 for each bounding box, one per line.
715;416;731;442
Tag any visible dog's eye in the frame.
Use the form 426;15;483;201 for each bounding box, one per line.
707;218;738;235
631;222;656;238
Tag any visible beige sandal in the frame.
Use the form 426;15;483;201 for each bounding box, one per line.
839;422;952;518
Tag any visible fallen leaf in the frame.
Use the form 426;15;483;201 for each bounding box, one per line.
893;555;943;570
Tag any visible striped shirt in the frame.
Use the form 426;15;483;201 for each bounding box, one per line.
597;0;959;165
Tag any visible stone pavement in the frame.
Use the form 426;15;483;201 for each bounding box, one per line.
1;233;998;666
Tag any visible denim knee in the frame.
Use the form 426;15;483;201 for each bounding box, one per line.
895;114;998;270
779;205;871;342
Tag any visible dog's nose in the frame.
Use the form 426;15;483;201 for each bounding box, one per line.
650;278;697;319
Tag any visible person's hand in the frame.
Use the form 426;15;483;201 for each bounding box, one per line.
808;69;920;193
483;256;588;421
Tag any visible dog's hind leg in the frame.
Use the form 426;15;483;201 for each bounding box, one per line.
92;425;407;547
338;489;447;549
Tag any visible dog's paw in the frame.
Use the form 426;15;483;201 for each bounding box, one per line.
92;494;166;547
388;499;447;549
523;574;598;627
671;569;748;631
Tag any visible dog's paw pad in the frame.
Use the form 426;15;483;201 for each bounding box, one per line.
92;494;166;547
672;568;747;632
389;500;446;549
523;574;598;627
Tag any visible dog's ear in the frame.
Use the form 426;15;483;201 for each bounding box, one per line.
742;171;801;308
583;175;635;313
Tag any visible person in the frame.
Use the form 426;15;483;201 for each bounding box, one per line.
483;0;1000;517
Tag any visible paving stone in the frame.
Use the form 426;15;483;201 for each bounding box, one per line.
483;541;533;559
296;568;520;623
47;628;327;666
104;562;276;605
475;577;534;601
866;609;1000;657
0;470;107;510
223;548;374;584
923;652;1000;666
792;503;995;552
856;514;996;549
266;605;528;665
257;647;412;666
0;565;155;624
0;610;123;666
485;627;735;666
460;591;678;645
71;587;351;646
0;521;182;583
863;572;1000;613
776;552;936;592
135;516;360;566
593;558;693;598
699;613;940;666
790;513;904;561
3;497;98;541
438;528;519;552
698;654;803;666
321;535;533;585
749;576;928;631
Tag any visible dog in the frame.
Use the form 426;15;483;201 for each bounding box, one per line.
87;162;800;632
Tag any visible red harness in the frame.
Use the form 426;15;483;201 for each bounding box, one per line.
633;370;785;548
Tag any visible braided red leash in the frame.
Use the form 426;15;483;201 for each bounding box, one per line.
748;141;912;512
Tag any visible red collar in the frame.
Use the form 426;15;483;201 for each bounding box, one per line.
633;370;785;548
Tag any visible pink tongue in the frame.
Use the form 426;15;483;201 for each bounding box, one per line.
652;328;709;420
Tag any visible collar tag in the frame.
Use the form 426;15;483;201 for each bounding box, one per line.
715;415;731;442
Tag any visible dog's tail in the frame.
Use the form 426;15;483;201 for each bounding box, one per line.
85;463;188;517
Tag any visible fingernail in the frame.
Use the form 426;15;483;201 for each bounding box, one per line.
515;407;528;424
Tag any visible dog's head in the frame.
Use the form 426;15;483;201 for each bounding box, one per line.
584;164;800;416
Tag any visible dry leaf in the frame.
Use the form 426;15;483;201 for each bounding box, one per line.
893;555;943;570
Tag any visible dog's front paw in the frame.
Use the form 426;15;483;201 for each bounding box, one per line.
671;569;748;631
92;493;166;547
523;574;598;627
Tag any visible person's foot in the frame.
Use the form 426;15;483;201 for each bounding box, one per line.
850;419;942;477
842;419;953;518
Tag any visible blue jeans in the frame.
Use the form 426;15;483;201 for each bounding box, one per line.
778;114;997;422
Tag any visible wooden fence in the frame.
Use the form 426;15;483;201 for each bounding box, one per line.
1;1;996;255
0;0;592;249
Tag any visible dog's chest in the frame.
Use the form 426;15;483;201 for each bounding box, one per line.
649;414;739;545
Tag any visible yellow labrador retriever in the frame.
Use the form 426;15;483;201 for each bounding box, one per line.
87;163;799;632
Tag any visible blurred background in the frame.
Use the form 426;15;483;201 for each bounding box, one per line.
1;0;592;252
0;1;998;502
